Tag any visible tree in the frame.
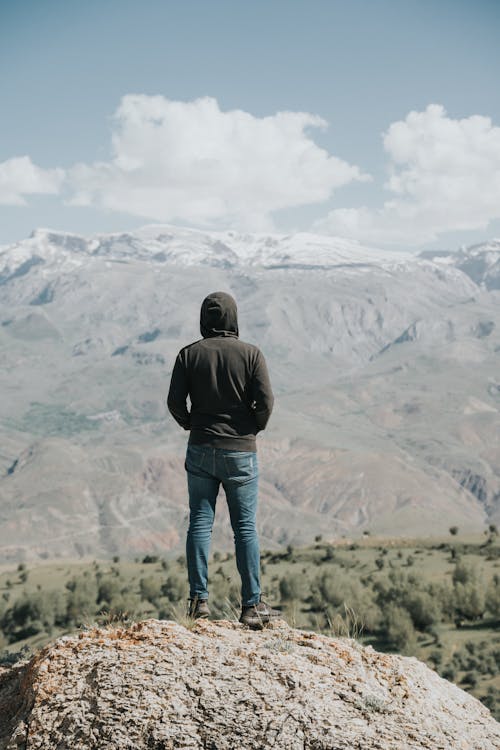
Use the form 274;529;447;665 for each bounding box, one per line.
449;526;459;536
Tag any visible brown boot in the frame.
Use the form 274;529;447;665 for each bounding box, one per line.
239;598;282;629
187;596;210;619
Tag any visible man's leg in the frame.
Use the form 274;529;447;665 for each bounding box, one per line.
221;451;261;607
185;445;220;601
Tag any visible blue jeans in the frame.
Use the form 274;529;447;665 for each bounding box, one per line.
184;443;261;606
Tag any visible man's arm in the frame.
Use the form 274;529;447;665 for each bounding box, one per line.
167;353;191;430
251;349;274;432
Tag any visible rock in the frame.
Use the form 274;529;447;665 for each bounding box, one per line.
0;618;498;749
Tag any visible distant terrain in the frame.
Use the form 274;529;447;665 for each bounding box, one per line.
1;533;499;719
0;225;499;561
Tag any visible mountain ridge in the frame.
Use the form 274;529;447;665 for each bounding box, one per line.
0;226;499;561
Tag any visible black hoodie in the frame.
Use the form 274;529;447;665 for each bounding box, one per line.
167;291;274;451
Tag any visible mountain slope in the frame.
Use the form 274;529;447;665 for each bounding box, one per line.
0;226;499;561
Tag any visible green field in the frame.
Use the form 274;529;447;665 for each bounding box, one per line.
1;531;499;720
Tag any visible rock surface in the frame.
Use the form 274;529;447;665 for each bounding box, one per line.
1;618;499;749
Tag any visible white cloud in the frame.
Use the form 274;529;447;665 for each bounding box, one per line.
315;104;500;246
0;156;64;205
68;95;370;229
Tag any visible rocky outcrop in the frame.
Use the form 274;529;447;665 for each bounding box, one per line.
1;618;498;749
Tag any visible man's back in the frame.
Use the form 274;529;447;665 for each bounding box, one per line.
167;291;273;451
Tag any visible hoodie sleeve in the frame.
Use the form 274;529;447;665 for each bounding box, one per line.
167;352;191;430
250;349;274;432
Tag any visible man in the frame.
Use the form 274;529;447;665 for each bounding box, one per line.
167;291;281;628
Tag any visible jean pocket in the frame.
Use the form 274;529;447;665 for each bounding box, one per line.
185;444;207;473
222;452;257;483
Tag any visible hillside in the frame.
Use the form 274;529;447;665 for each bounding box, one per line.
1;618;499;749
0;225;499;561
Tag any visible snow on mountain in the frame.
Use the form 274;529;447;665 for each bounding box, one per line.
2;226;499;292
418;239;500;290
0;224;414;276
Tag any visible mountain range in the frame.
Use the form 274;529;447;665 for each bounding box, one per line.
0;225;499;562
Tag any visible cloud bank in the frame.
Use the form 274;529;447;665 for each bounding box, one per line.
68;95;369;230
1;99;499;246
315;104;500;245
0;156;64;206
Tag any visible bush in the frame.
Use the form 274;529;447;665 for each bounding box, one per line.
161;575;185;603
0;590;66;643
441;666;456;682
384;604;417;654
139;576;162;603
462;671;478;688
486;576;500;619
453;582;486;621
405;591;442;632
65;575;98;626
452;561;476;586
311;571;382;633
97;577;122;605
279;573;303;601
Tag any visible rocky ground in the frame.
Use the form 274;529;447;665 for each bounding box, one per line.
1;618;499;749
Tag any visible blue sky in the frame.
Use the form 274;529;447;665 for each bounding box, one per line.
1;0;499;249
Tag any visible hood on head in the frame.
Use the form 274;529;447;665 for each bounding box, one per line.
200;291;239;338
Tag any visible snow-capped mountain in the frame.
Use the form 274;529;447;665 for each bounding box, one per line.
0;223;413;274
0;226;499;562
419;239;500;290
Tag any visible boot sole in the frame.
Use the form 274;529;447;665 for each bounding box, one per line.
240;619;266;630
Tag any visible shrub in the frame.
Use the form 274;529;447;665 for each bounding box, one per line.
486;576;500;619
139;576;162;604
279;573;303;601
161;575;185;603
311;571;382;633
65;575;98;626
462;671;478;688
384;604;417;654
452;561;476;586
0;590;66;643
97;577;122;605
405;591;442;632
453;582;486;621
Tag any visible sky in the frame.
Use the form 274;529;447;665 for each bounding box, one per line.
0;0;499;251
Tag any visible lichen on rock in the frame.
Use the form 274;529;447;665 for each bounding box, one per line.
1;618;498;749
